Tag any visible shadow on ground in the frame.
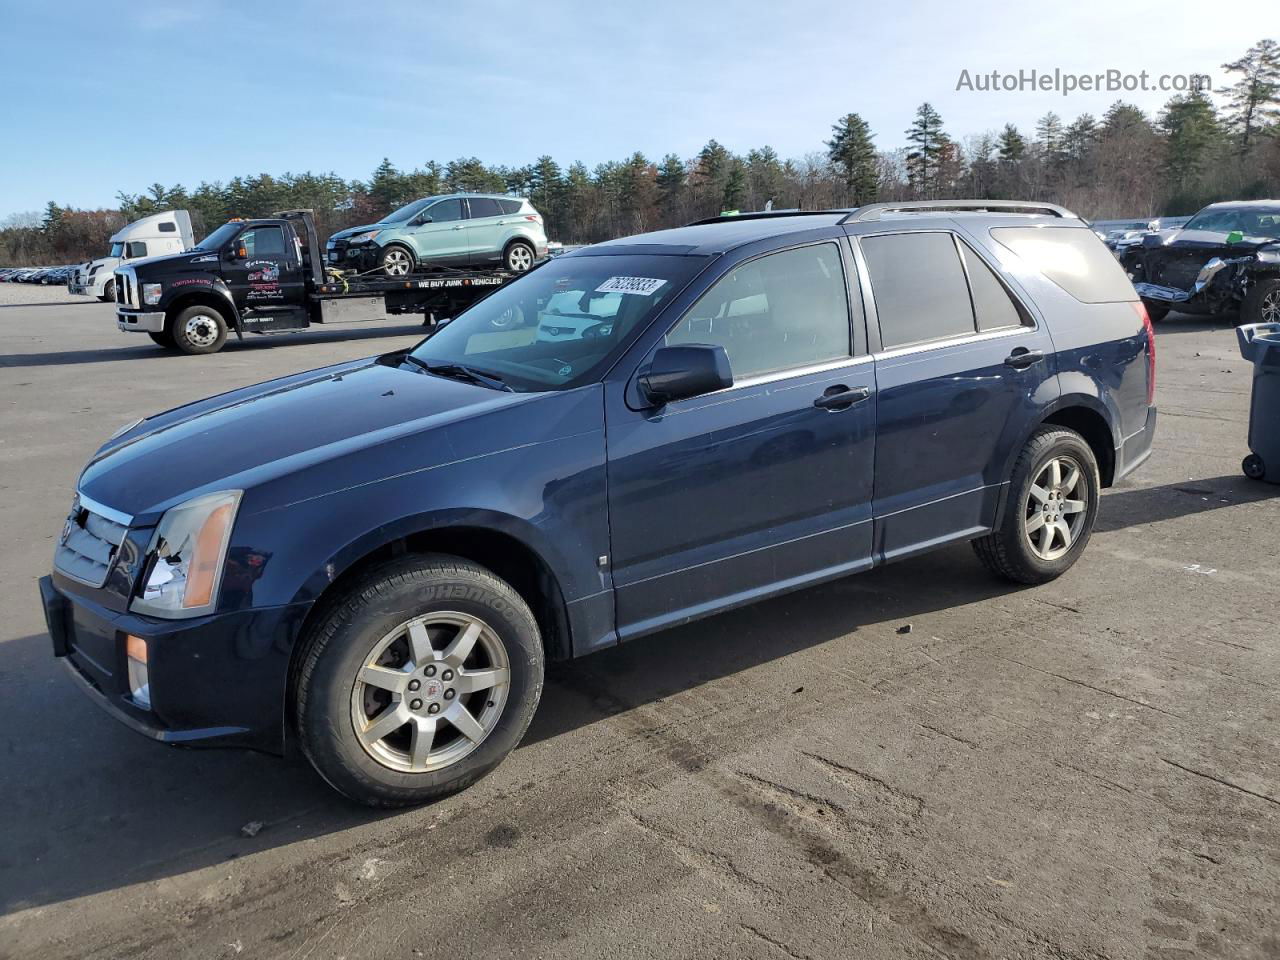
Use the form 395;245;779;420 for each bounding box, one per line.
1;476;1272;915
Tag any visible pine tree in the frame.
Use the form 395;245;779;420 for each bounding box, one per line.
826;113;878;205
655;153;687;226
1063;114;1098;163
721;160;746;212
997;124;1027;163
745;147;785;210
1222;39;1280;150
1160;91;1224;200
904;103;947;198
1035;112;1065;163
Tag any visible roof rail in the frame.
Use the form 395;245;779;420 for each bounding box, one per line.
689;209;851;227
840;200;1077;224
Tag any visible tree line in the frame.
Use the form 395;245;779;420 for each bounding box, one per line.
3;38;1278;267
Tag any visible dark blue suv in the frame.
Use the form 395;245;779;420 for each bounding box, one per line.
40;201;1157;805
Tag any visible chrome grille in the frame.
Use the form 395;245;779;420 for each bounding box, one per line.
54;497;130;587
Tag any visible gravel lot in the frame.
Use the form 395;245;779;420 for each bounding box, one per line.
1;302;1277;959
0;282;88;307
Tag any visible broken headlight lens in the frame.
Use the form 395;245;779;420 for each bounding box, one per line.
132;491;241;619
348;230;381;244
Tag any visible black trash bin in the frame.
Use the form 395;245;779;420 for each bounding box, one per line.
1236;321;1280;483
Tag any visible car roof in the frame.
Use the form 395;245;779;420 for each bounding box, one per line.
1197;199;1280;211
580;213;848;257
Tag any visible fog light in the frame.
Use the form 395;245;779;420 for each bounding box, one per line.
125;634;151;709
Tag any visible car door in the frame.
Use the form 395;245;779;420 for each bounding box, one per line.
407;198;467;266
855;228;1057;562
605;239;877;640
463;197;506;266
224;224;303;312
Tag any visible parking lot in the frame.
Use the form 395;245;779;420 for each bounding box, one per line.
1;298;1277;958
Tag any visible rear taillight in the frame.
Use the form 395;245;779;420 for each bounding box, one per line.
1131;300;1156;405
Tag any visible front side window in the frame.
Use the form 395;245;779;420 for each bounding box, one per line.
125;241;148;258
240;226;286;257
409;254;703;391
665;243;851;380
426;199;463;223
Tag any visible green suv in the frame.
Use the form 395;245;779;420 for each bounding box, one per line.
326;194;549;276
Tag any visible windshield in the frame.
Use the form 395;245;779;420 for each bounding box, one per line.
382;197;438;224
1184;206;1280;239
109;242;125;257
408;254;706;391
193;222;243;251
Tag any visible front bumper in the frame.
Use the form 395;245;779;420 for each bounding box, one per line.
117;308;166;333
69;281;93;296
40;574;308;754
326;240;379;272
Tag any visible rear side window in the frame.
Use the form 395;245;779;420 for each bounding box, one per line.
498;199;524;215
467;197;503;219
158;222;176;233
960;242;1023;332
862;233;973;349
666;243;851;380
990;226;1136;303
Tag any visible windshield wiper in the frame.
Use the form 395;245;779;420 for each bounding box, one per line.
403;355;513;392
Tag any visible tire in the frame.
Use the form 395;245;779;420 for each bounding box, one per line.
504;240;535;273
148;330;176;349
1243;453;1266;481
1143;301;1170;323
972;426;1102;585
379;245;415;278
169;305;228;355
99;279;115;303
294;554;544;807
1241;277;1280;326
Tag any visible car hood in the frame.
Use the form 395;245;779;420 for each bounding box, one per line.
120;250;218;278
1163;229;1280;253
329;223;389;241
78;356;537;522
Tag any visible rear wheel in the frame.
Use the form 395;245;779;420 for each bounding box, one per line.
504;240;535;273
972;426;1101;584
1242;278;1280;326
170;305;228;355
294;555;544;807
380;245;415;278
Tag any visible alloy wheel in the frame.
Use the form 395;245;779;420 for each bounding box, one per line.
507;245;533;272
1023;455;1088;561
1262;289;1280;324
349;611;511;773
383;249;412;277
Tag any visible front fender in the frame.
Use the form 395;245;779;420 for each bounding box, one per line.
158;276;240;327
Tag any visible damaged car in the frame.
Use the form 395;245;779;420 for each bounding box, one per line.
1120;200;1280;323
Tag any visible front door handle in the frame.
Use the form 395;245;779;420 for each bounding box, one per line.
1004;348;1045;369
451;224;465;231
814;385;871;411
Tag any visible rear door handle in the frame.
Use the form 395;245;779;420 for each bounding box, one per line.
814;385;871;411
451;224;465;231
1004;348;1045;369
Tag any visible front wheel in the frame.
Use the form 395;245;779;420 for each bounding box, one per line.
379;245;415;278
972;426;1101;584
170;305;228;355
504;240;535;273
294;555;544;807
99;279;115;303
1241;278;1280;326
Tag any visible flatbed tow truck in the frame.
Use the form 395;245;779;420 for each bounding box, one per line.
113;210;522;355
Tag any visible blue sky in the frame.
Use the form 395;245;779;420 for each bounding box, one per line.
0;0;1270;217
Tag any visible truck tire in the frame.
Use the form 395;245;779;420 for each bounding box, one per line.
504;240;535;273
170;305;228;355
1241;278;1280;326
99;279;115;303
971;426;1102;585
148;330;176;349
379;245;415;277
294;554;544;807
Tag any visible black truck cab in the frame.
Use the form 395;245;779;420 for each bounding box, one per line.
114;210;513;355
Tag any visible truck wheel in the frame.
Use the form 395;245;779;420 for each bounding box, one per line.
971;426;1101;585
504;241;535;273
380;245;415;277
1242;278;1280;326
170;305;228;355
294;555;544;807
148;330;176;349
99;279;115;303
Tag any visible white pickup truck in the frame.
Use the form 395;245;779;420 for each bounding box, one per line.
69;210;194;300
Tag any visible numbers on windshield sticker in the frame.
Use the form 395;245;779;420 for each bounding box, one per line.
595;276;667;296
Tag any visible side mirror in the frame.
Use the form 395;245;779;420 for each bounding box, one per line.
1141;233;1163;249
413;215;433;226
639;344;733;406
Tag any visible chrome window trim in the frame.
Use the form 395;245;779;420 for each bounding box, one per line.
731;353;873;390
76;492;134;528
873;323;1030;361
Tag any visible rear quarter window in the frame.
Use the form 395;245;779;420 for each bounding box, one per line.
498;199;524;215
990;226;1136;303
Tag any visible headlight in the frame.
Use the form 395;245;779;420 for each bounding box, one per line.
132;491;242;619
348;230;381;244
88;264;99;277
143;282;163;305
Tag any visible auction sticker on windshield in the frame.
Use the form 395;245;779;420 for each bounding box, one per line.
596;276;667;296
